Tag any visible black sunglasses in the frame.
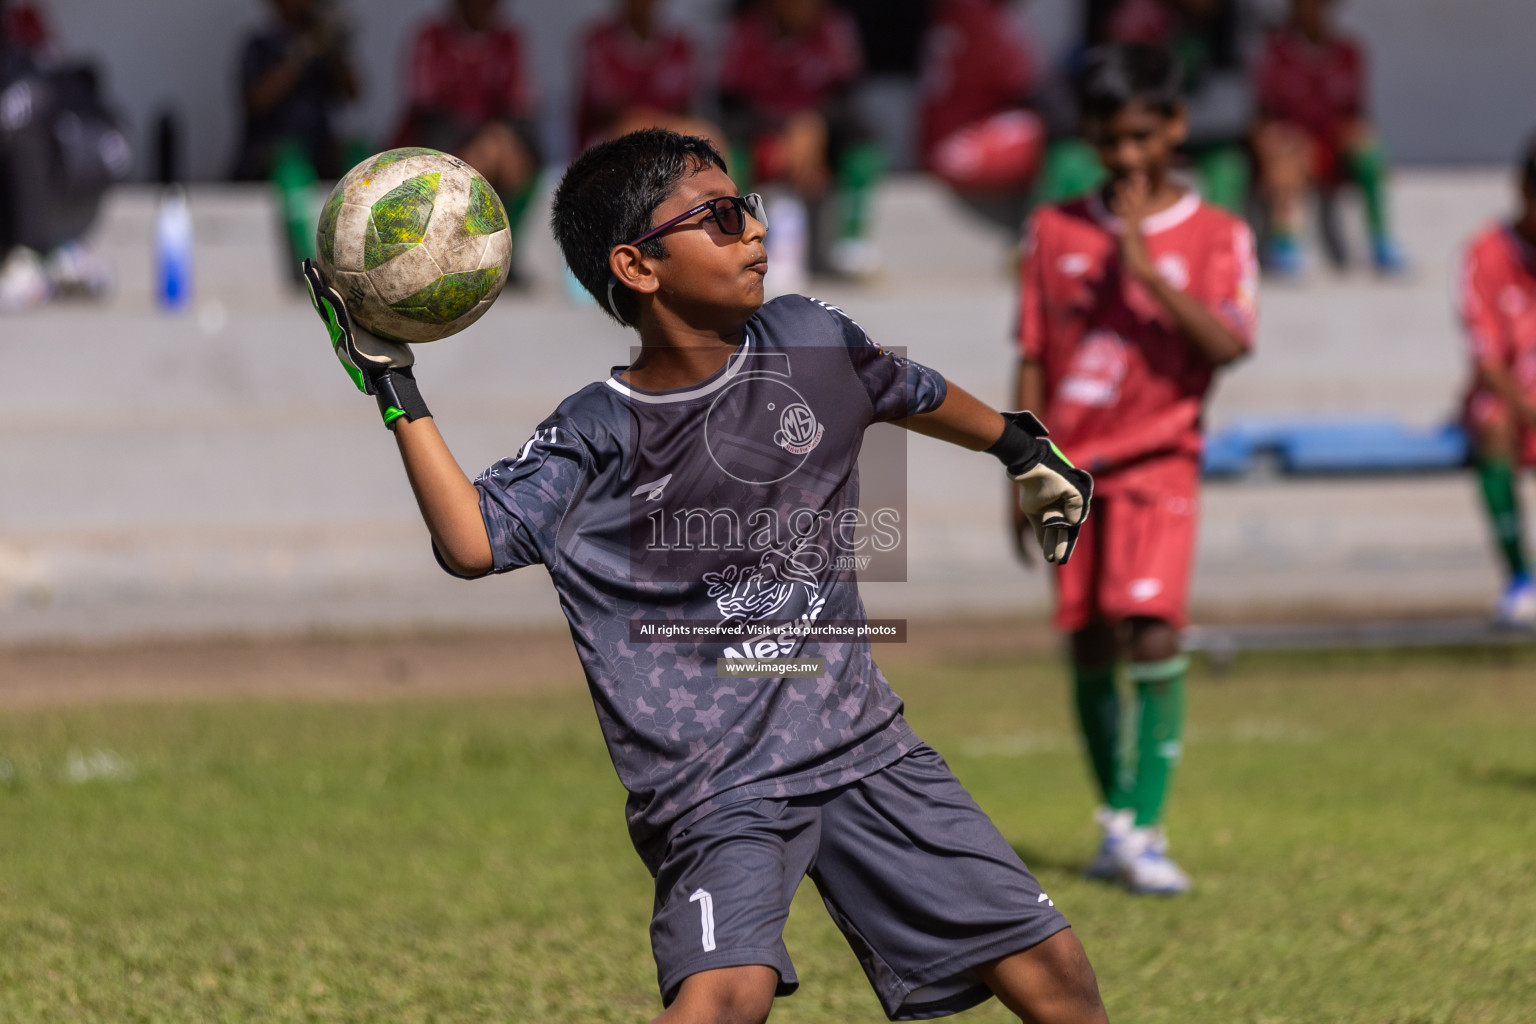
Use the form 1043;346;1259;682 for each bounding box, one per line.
627;193;768;246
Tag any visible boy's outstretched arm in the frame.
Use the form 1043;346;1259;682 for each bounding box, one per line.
302;261;493;578
898;378;1006;450
898;379;1093;564
1007;359;1049;563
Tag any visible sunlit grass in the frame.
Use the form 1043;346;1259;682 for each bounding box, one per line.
1;648;1533;1022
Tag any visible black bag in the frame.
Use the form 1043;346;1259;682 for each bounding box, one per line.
0;56;131;252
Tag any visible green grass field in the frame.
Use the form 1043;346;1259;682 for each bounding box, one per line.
2;646;1534;1023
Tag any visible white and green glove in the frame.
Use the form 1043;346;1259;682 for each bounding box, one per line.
988;410;1093;564
301;259;431;430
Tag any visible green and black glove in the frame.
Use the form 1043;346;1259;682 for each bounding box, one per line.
988;410;1094;564
301;259;431;430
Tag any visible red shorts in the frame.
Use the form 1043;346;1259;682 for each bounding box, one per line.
1464;388;1536;466
1052;483;1199;633
1266;119;1352;187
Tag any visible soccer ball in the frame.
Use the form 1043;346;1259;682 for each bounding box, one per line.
314;148;513;344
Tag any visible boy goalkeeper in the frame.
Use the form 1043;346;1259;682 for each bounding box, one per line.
302;129;1105;1022
1012;45;1256;895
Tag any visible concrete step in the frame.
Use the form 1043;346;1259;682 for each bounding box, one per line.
0;170;1523;641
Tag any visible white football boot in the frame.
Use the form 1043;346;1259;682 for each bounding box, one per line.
1084;806;1134;882
1120;826;1191;895
1494;578;1536;629
46;241;113;299
0;246;51;310
827;237;883;282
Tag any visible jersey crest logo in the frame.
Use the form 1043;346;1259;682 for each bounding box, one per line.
1155;254;1189;290
774;403;824;455
1058;253;1091;277
1060;330;1129;407
632;474;673;501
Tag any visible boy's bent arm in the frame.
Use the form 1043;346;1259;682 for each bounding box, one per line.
897;380;1007;449
394;418;494;577
1114;182;1251;367
1140;271;1250;367
299;261;493;576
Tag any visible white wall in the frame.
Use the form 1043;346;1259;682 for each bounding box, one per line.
36;0;1536;180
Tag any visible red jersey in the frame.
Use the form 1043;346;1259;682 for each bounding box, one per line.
4;3;50;52
1105;0;1179;45
1459;225;1536;462
1018;190;1258;492
718;7;862;122
406;17;533;124
918;0;1037;158
1254;26;1364;144
576;18;696;149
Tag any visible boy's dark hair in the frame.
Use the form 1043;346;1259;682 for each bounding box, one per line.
1078;43;1184;123
551;129;728;328
1522;135;1536;193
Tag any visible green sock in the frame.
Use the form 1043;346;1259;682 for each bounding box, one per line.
1129;656;1188;828
1196;144;1249;215
835;142;884;241
341;136;372;173
1477;458;1530;581
1346;140;1391;242
1035;139;1107;207
271;139;318;265
1073;663;1129;808
729;143;755;193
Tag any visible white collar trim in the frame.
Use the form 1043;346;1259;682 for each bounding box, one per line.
1088;186;1202;236
604;330;754;404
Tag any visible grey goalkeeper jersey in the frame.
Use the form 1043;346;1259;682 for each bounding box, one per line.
453;295;948;871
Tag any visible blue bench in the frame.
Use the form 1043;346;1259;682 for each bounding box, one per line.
1203;418;1470;478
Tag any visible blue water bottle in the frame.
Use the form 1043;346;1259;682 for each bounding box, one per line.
156;184;193;310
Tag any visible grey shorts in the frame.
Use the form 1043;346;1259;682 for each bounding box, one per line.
650;744;1071;1021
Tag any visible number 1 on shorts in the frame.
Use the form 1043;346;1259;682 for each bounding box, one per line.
689;888;716;951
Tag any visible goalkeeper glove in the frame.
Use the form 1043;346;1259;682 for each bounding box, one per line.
301;259;431;430
987;410;1093;564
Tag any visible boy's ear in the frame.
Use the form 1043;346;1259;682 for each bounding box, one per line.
1165;105;1190;149
609;244;661;297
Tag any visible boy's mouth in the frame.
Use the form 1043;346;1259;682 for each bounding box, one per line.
745;252;769;275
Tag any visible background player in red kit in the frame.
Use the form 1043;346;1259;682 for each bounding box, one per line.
1014;43;1256;894
1252;0;1404;276
918;0;1045;228
1457;138;1536;627
396;0;540;260
575;0;718;153
718;0;884;279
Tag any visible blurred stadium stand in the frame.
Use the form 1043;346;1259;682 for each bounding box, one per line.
27;0;1536;180
1;166;1530;641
